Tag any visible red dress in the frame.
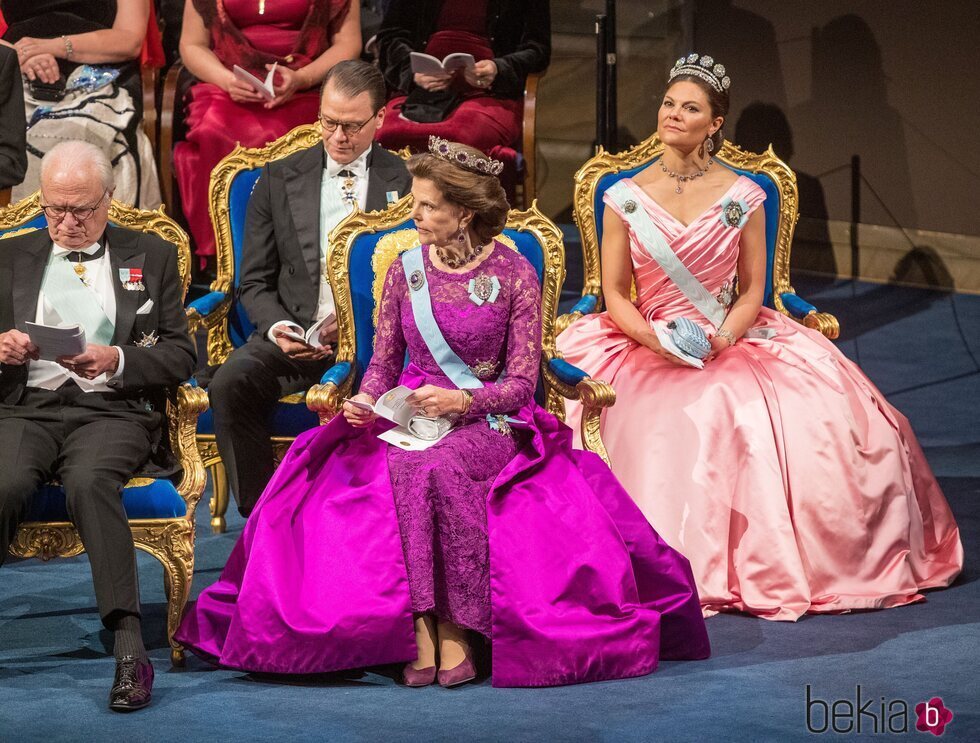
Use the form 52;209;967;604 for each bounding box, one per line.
174;0;351;259
376;1;522;170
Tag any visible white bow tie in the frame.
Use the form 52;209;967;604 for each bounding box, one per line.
326;159;367;179
52;242;102;259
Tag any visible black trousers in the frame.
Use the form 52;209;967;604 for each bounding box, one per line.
208;337;331;516
0;384;159;626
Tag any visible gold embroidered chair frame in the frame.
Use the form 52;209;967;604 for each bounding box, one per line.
0;193;208;667
197;123;412;533
306;198;616;462
569;135;839;339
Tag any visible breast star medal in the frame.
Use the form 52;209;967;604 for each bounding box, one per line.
468;275;501;306
135;331;159;348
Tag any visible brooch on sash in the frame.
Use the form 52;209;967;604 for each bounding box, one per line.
135;331;159;348
469;360;498;380
716;276;738;309
408;269;426;292
118;267;145;291
623;199;637;214
719;197;749;229
468;275;501;306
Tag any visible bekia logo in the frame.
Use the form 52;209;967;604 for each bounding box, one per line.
806;686;954;736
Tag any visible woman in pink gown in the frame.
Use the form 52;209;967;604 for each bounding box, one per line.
174;0;360;260
557;55;963;621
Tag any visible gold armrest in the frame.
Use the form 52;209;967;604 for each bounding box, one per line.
803;311;840;340
554;311;583;337
306;359;356;423
541;357;616;466
168;383;209;518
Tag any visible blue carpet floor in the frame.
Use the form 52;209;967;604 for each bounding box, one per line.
1;275;978;741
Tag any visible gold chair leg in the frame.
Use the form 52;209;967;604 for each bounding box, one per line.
208;461;229;534
160;525;194;668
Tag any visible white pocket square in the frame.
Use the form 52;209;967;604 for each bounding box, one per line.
136;298;154;315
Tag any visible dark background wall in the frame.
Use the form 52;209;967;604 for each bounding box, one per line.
691;0;980;238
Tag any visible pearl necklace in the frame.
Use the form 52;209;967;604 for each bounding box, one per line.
661;157;714;194
437;241;485;270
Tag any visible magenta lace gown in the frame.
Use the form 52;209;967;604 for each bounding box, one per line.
177;243;711;686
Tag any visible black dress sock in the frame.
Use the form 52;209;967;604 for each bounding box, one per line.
111;614;148;662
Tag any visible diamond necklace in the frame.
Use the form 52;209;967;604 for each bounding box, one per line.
661;157;714;194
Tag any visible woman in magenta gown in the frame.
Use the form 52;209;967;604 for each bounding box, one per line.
177;140;710;687
174;0;359;260
557;55;963;621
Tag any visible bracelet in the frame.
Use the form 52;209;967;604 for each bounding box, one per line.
62;35;74;60
715;328;737;347
459;389;474;415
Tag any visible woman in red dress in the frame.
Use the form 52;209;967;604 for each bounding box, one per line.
375;0;549;198
174;0;360;260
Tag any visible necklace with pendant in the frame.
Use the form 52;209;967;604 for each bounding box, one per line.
661;157;714;194
437;241;485;270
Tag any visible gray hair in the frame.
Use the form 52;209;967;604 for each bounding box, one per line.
40;141;115;191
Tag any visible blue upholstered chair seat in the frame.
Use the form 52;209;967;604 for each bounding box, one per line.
28;481;187;522
196;396;319;438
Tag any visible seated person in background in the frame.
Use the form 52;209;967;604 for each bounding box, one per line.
0;43;25;198
208;59;411;517
0;141;196;712
175;0;361;262
375;0;550;181
0;0;161;208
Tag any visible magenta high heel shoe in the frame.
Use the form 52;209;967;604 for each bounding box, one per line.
437;653;477;688
402;663;437;687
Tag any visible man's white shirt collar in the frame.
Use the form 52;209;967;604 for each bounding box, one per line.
325;148;370;178
51;241;103;259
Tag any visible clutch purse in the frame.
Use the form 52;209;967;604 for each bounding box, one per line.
667;317;712;359
407;415;455;441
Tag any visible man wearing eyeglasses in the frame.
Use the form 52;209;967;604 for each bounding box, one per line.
0;141;196;712
208;59;411;517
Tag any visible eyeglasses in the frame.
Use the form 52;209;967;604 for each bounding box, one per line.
318;112;378;136
39;189;109;222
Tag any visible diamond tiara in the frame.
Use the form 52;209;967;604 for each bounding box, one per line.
428;136;504;177
669;53;731;93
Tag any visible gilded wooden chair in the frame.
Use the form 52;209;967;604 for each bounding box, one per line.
0;193;209;667
567;135;840;339
186;123;329;533
306;197;616;462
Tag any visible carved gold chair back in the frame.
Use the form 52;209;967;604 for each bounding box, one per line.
306;198;617;462
569;134;839;339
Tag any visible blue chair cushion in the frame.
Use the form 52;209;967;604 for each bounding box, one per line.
549;357;589;387
28;481;187;521
780;292;816;318
592;158;781;307
570;294;599;315
196;396;319;437
187;290;227;317
227;168;264;348
0;213;47;237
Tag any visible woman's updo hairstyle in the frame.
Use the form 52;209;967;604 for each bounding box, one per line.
666;53;731;153
407;141;509;245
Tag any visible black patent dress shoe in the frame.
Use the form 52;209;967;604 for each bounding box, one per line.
108;656;154;712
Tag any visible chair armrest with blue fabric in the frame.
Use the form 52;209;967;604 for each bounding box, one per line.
541;353;616;466
306;361;354;421
780;290;840;339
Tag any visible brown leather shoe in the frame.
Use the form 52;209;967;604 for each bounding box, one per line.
108;656;154;712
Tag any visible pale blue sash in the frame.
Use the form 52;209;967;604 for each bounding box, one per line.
607;180;726;329
40;251;115;345
400;247;484;390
